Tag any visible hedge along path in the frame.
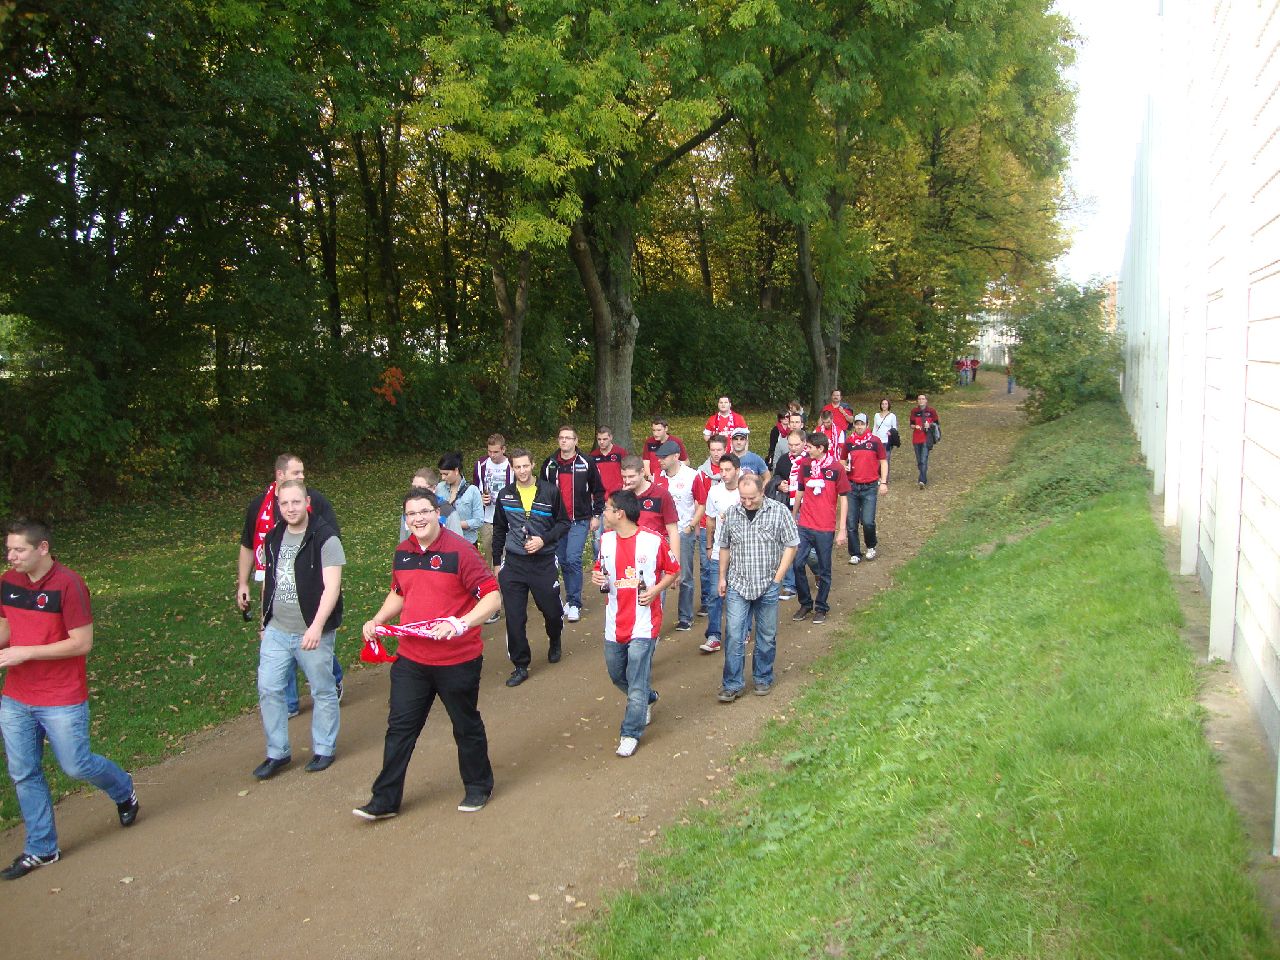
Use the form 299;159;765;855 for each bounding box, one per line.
0;378;1023;960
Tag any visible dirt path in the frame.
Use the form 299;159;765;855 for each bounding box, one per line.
0;379;1026;959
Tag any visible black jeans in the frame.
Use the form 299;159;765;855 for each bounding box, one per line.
369;654;493;811
499;556;564;669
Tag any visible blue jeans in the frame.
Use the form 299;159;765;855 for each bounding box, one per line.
285;654;344;715
914;442;930;484
678;529;698;624
697;528;711;611
603;638;658;739
846;482;879;557
556;518;591;608
1;696;133;857
259;625;341;759
792;526;834;613
723;583;780;693
704;547;724;640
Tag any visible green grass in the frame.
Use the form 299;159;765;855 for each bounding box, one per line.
573;401;1279;959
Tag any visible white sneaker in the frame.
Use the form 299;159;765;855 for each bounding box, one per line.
848;555;860;565
565;604;581;623
616;736;638;758
865;547;877;560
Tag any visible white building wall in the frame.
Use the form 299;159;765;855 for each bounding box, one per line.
1124;0;1280;751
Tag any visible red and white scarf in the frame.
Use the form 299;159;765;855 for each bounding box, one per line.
252;483;278;577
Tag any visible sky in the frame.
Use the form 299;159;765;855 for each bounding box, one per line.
1053;0;1162;284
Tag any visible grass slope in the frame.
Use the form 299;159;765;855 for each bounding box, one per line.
576;402;1278;959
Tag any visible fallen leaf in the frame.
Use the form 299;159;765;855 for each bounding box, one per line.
49;887;61;894
237;789;249;797
229;895;241;904
528;893;541;901
120;877;134;884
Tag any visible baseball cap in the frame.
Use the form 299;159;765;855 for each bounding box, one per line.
730;427;750;437
853;413;868;423
654;440;681;457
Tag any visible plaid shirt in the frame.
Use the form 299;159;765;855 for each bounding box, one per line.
719;498;800;600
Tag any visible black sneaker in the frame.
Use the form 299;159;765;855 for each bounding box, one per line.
792;607;812;622
675;620;692;631
812;612;827;625
352;804;398;821
485;610;502;625
117;792;140;827
252;756;292;780
458;791;491;812
1;851;59;880
505;667;529;687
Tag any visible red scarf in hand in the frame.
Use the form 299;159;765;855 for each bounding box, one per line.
252;483;277;576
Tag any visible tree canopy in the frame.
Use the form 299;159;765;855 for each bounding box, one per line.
0;0;1075;510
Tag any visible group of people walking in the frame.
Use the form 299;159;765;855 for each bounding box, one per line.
0;390;944;877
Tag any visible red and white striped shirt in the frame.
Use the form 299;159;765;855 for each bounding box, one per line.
593;529;680;643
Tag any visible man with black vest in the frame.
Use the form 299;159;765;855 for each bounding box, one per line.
236;452;344;715
494;448;570;687
253;479;344;779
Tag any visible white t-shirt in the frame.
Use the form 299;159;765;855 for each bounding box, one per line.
873;411;898;447
474;457;514;523
706;483;742;549
662;464;699;529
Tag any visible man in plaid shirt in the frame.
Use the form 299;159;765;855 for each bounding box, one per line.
715;473;800;702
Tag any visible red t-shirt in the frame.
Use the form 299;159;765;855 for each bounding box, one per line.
390;530;498;666
1;562;93;706
821;404;850;434
590;445;628;497
554;453;577;516
703;411;746;438
845;431;887;484
642;435;688;476
796;458;851;532
909;406;939;444
634;480;678;539
593;528;680;643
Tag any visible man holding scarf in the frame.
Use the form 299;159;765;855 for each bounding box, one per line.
789;433;849;625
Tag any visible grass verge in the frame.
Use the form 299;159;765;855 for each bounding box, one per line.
573;401;1279;959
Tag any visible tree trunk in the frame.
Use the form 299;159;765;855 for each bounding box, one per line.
492;250;530;408
352;124;403;358
796;221;833;412
569;218;639;450
690;177;713;303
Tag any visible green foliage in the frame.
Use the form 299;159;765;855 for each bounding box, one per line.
578;400;1278;959
1011;282;1122;422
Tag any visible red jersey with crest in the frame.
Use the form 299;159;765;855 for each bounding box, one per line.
390;529;498;666
633;480;678;540
593;529;680;643
1;562;93;706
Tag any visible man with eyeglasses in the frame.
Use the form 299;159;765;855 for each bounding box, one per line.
354;487;501;820
493;449;570;687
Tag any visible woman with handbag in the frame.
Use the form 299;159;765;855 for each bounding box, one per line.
872;398;899;482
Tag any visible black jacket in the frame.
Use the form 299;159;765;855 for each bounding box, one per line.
539;451;605;521
492;479;570;563
261;516;343;633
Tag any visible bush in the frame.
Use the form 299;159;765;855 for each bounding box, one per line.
1011;282;1122;422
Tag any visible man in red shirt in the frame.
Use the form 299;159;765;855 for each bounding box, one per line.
690;435;726;618
703;396;747;441
909;393;941;488
590;426;628;559
619;454;679;546
642;418;688;478
790;433;849;625
591;489;680;758
354;489;501;820
0;519;139;880
843;413;889;565
820;389;852;434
